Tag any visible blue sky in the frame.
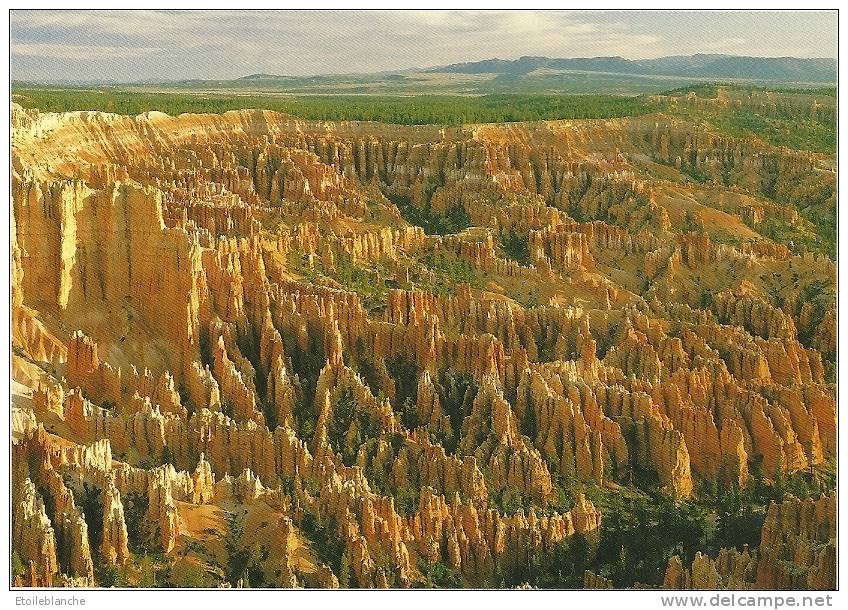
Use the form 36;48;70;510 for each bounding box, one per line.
10;10;838;83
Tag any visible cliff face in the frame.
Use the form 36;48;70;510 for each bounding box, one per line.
10;103;835;589
14;176;208;381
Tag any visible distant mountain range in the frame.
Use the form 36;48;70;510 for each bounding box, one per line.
429;54;837;83
14;53;834;95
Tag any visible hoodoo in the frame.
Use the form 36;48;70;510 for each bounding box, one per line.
10;91;835;589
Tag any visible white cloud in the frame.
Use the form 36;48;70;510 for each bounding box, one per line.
12;41;162;60
8;9;837;82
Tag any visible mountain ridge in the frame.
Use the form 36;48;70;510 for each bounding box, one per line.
12;54;835;94
203;54;839;85
428;53;836;82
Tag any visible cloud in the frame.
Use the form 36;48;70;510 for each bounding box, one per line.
12;41;162;60
9;9;837;82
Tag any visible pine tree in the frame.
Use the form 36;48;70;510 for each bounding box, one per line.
138;554;156;587
338;552;351;588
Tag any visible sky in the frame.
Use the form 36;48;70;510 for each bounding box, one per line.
10;10;838;83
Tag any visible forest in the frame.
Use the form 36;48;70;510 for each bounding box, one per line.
11;88;661;125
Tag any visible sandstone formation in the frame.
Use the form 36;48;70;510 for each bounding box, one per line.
10;100;835;589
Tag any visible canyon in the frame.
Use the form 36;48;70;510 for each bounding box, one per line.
10;91;836;589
